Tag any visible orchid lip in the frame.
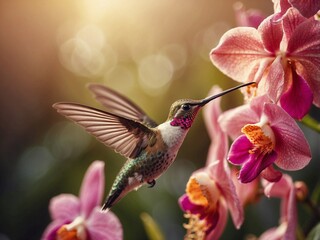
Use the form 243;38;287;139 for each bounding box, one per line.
192;82;255;107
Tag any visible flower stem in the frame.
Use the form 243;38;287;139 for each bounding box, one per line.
301;114;320;133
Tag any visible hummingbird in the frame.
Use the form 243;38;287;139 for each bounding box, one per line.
53;81;254;211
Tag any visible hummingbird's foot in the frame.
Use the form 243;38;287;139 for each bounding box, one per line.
147;179;156;188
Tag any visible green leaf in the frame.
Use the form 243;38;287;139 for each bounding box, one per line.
140;212;165;240
301;114;320;133
306;223;320;240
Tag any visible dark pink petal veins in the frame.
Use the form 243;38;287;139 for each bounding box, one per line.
287;18;320;79
282;8;307;41
258;15;283;53
228;135;253;165
210;27;272;83
280;70;313;119
239;150;277;183
289;0;320;18
264;56;285;102
263;103;311;170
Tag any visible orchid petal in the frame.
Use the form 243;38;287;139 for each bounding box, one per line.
206;201;228;240
259;226;286;240
210;27;273;83
263;176;290;199
308;75;320;107
219;104;258;139
79;161;105;218
228;135;253;165
261;165;282;182
280;70;313;119
205;208;220;232
207;162;244;229
49;194;80;222
294;61;320;107
262;175;297;239
86;207;123;240
264;56;285;102
263;103;311;170
219;95;269;139
282;8;307;42
178;194;205;215
287;17;320;79
239;150;277;183
289;0;320;18
258;15;283;53
284;181;297;240
204;86;228;163
42;220;66;240
231;168;259;206
272;0;292;20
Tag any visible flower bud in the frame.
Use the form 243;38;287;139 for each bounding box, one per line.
294;181;308;202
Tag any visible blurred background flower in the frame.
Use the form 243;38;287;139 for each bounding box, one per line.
0;0;319;239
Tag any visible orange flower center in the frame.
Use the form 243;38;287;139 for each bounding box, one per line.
186;172;220;212
56;216;86;240
57;227;78;240
241;122;275;155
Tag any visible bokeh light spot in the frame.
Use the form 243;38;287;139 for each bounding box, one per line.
17;146;55;183
58;24;115;78
138;54;174;95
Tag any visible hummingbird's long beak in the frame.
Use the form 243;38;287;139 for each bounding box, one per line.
195;82;255;107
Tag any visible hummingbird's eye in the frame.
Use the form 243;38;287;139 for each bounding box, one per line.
181;104;190;111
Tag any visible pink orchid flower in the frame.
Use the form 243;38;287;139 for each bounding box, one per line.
210;7;320;119
178;86;243;239
273;0;320;18
219;95;311;183
42;161;123;240
259;174;297;240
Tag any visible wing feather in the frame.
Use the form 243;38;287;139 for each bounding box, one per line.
53;102;156;159
87;83;157;127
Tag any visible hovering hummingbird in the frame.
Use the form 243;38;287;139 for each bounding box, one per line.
53;82;254;211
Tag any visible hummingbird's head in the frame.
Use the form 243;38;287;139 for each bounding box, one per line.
167;99;203;129
167;82;255;129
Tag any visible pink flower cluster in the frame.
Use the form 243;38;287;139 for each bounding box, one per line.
42;161;123;240
179;0;319;239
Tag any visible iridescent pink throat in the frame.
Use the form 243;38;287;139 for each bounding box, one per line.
170;116;194;129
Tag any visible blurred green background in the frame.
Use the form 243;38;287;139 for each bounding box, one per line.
0;1;319;239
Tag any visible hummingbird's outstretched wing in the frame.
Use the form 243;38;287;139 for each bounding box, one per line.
53;103;157;159
87;83;157;128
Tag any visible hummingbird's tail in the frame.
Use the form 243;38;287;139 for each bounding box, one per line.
101;188;123;211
